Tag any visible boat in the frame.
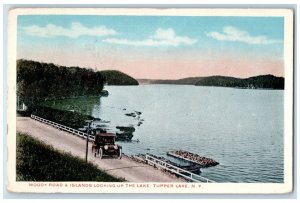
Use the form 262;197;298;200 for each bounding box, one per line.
100;89;109;96
167;150;219;167
146;154;201;174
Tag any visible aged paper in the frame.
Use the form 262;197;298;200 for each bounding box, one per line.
7;8;294;193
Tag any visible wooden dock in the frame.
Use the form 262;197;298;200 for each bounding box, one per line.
167;150;219;167
144;154;201;174
145;154;215;183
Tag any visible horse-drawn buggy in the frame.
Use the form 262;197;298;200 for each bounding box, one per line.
91;130;122;159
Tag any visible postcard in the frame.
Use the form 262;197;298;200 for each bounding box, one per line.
6;8;294;193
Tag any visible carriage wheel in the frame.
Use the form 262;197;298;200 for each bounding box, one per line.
99;148;103;159
118;148;122;159
94;148;98;157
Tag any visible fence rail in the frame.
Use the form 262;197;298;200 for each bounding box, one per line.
30;114;95;141
145;154;215;183
31;114;216;183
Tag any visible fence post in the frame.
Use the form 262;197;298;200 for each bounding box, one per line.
85;120;93;162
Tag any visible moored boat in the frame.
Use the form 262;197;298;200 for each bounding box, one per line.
100;89;109;96
167;150;219;167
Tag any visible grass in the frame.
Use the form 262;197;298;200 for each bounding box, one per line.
16;133;125;182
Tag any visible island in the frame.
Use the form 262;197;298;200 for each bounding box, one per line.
100;70;139;86
138;74;284;89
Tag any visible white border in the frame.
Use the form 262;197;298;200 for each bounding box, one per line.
6;8;294;194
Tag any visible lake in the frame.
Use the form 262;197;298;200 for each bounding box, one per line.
89;85;284;183
44;84;283;183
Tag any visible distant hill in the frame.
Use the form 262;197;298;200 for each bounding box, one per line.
150;77;204;85
137;79;153;84
195;75;284;89
100;70;139;86
139;75;284;89
138;77;204;85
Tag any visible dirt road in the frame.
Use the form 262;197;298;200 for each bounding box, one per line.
16;117;182;182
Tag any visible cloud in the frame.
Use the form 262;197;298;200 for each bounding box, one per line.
103;28;197;47
21;22;118;38
206;26;282;45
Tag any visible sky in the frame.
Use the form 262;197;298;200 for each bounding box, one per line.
17;15;284;79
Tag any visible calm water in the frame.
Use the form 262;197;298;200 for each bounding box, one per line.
91;85;283;183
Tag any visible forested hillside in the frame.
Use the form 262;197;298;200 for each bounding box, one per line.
144;75;284;89
17;60;139;109
100;70;139;86
195;75;284;89
17;59;105;107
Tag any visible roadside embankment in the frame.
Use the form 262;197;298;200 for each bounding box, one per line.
17;132;124;182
